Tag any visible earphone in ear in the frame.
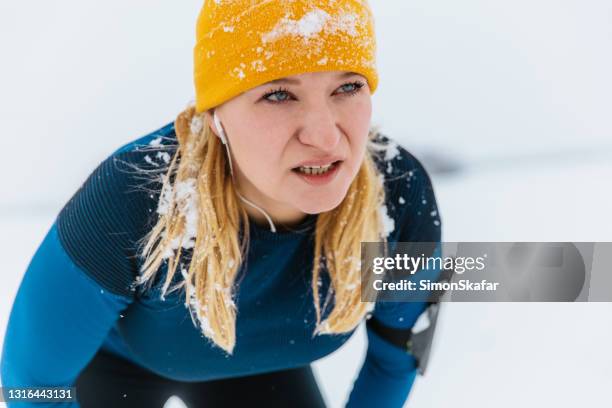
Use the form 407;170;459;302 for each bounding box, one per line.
210;109;277;233
213;110;228;145
212;108;235;177
213;110;276;232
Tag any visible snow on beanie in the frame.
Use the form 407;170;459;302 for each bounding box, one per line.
193;0;379;113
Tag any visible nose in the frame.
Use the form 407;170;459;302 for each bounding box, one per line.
297;104;342;152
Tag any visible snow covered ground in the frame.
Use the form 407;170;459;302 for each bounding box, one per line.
1;1;610;407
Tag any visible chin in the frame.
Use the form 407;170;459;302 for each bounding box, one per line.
296;193;346;215
288;169;356;214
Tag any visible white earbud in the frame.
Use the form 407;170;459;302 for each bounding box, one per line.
212;110;234;176
213;110;228;145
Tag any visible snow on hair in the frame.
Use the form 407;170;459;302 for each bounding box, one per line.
134;104;388;354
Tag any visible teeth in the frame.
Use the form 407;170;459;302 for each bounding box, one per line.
297;163;335;175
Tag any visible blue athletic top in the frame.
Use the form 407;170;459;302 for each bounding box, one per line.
1;121;442;408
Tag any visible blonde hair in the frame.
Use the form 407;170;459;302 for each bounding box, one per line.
135;105;388;354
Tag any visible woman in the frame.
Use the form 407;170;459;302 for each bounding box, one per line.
1;1;442;407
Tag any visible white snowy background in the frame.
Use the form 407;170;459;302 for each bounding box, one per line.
1;1;611;407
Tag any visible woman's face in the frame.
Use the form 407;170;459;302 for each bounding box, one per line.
205;70;372;224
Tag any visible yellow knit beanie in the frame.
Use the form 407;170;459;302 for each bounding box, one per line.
193;0;379;113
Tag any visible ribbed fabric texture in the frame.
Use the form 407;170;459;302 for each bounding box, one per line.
56;125;178;297
193;0;379;113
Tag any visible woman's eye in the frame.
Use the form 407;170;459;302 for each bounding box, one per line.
339;82;359;93
337;81;365;96
264;88;292;103
264;89;289;103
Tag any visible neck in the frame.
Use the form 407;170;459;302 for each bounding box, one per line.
241;197;309;229
234;178;307;230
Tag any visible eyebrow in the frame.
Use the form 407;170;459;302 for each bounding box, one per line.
266;71;360;86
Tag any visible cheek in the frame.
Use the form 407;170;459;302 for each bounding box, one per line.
348;96;373;133
342;98;373;163
230;127;289;187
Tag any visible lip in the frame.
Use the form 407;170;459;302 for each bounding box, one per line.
292;156;344;168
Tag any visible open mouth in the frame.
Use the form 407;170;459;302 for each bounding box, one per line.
291;160;342;176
